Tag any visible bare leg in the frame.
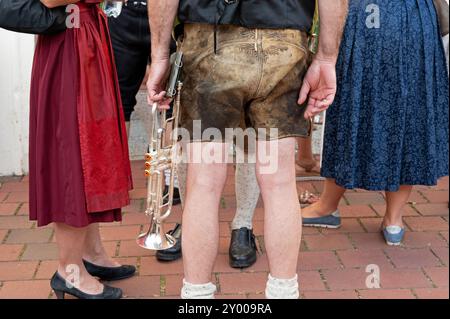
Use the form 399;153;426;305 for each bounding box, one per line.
182;142;229;285
384;185;413;228
257;138;301;280
296;136;317;172
83;223;120;267
54;223;103;294
302;178;346;218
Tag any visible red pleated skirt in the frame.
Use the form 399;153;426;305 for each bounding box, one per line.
29;3;132;228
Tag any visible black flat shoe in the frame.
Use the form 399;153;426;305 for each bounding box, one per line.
229;227;258;269
83;260;136;281
156;223;182;262
163;186;182;206
50;272;122;299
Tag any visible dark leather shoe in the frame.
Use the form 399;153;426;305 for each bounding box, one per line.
163;186;182;206
229;227;258;269
156;223;182;262
51;272;122;299
83;260;136;281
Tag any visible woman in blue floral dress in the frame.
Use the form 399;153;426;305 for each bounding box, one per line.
302;0;449;245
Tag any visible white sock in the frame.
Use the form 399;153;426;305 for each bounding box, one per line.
176;161;187;206
181;280;217;299
232;162;260;230
265;274;299;299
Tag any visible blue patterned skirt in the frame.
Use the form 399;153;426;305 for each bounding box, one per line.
321;0;449;192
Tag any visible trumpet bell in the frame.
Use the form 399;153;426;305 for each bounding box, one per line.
136;221;177;250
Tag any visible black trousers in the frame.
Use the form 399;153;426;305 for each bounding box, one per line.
108;3;150;121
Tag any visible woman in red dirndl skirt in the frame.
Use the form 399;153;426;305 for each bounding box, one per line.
30;0;135;299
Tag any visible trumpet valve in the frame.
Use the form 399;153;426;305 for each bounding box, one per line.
145;153;153;161
144;161;151;169
144;169;151;177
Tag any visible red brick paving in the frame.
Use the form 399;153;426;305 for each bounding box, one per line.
344;192;386;205
5;228;53;244
379;269;432;289
298;251;341;271
164;274;184;297
414;203;450;216
0;229;8;242
4;192;29;203
0;244;24;262
0;216;33;229
357;289;416;299
320;218;366;234
303;234;353;251
336;249;393;269
0;203;20;216
423;267;449;287
0;280;51;299
0;193;8;202
100;225;142;241
34;260;59;280
404;216;449;232
421;190;450;203
401;232;448;248
303;290;359;299
21;243;59;261
338;205;378;218
350;233;390;250
0;261;39;281
441;231;449;243
414;287;449;299
322;268;371;290
385;247;442;268
407;191;429;204
372;204;419;217
140;256;185;276
0;164;448;299
220;272;269;294
432;247;449;266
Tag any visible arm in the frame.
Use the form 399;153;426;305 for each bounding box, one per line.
299;0;348;119
316;0;348;63
40;0;80;9
146;0;180;108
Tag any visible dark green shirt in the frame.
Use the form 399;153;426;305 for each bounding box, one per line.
178;0;316;32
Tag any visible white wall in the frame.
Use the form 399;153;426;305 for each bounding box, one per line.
0;30;35;176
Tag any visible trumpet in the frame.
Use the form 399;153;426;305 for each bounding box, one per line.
137;52;183;250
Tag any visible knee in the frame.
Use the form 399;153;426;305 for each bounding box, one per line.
256;165;295;190
256;139;296;190
189;165;228;194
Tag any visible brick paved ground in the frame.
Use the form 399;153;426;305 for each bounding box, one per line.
0;161;448;299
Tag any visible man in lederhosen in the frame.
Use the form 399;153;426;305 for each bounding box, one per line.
147;0;348;298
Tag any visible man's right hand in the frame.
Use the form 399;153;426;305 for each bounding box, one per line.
146;59;172;110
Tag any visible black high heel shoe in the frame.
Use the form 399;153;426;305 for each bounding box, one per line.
50;272;123;299
83;259;136;281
